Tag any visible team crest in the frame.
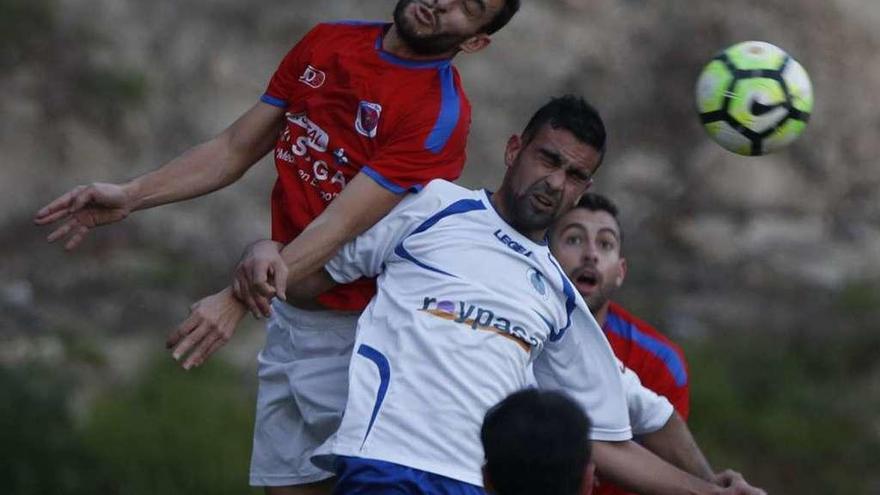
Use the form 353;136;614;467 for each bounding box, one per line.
355;100;382;138
527;268;548;299
298;65;326;88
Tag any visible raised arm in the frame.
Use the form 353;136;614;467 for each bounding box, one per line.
233;171;405;316
34;101;284;249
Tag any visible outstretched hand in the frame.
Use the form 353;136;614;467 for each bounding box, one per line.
166;287;248;370
33;182;134;250
232;239;288;318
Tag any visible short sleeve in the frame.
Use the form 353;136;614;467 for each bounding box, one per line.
261;24;327;108
325;181;447;283
363;66;471;194
619;363;675;435
534;305;632;442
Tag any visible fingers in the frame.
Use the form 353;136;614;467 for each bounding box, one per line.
241;262;275;318
33;186;83;223
166;312;200;349
250;259;277;300
45;216;92;250
271;261;288;301
171;319;210;366
182;332;225;370
46;217;80;243
63;224;91;251
34;206;74;225
255;295;273;317
715;469;744;487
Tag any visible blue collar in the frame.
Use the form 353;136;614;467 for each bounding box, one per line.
374;24;452;69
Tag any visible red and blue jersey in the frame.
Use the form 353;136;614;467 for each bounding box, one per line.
261;21;471;311
596;301;690;495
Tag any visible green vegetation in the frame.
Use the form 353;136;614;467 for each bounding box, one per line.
3;358;260;495
687;330;880;494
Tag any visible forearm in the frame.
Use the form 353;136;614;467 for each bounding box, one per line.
123;140;246;210
279;171;405;287
124;102;282;211
592;440;722;495
640;412;715;482
280;212;355;289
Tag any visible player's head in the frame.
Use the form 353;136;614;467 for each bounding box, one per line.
393;0;520;56
496;95;606;241
550;193;626;315
481;389;595;495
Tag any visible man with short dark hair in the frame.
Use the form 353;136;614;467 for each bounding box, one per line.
183;95;764;494
482;389;596;495
550;193;753;494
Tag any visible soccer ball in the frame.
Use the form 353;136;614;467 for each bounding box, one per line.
695;41;813;156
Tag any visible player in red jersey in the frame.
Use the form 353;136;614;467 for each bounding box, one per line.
33;2;521;494
549;192;751;495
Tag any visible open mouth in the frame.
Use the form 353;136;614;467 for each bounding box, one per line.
574;268;600;293
532;193;555;211
413;3;436;28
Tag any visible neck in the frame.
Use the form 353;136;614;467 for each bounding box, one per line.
489;187;547;244
383;24;457;60
593;303;610;326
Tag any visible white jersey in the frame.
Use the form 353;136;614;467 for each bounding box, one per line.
317;180;670;485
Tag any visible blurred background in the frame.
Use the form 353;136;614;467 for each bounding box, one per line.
2;0;879;493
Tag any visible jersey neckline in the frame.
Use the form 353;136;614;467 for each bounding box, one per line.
373;24;453;69
480;189;550;248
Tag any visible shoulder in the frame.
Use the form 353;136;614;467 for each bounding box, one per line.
606;302;688;381
293;21;385;49
607;302;678;347
419;179;476;202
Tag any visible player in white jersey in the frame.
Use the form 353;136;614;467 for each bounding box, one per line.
180;96;764;494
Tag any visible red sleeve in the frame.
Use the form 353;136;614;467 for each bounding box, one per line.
362;68;471;194
261;24;327;106
664;353;690;420
641;340;690;420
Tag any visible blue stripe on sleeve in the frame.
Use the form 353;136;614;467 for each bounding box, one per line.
423;65;461;154
357;344;391;448
394;198;487;277
605;314;689;387
362;165;424;195
260;94;287;108
546;254;576;342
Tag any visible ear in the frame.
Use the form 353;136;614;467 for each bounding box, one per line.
573;179;594;204
505;134;522;168
580;461;597;495
615;257;627;288
459;33;492;54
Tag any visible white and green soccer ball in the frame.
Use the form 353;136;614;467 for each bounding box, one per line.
695;41;813;156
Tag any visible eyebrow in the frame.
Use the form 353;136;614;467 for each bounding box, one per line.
559;223;620;241
596;227;621;241
538;147;563;166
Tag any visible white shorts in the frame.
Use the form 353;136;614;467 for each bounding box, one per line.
249;300;359;487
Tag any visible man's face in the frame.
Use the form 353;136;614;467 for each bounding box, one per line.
550;208;626;314
500;124;601;236
393;0;503;56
